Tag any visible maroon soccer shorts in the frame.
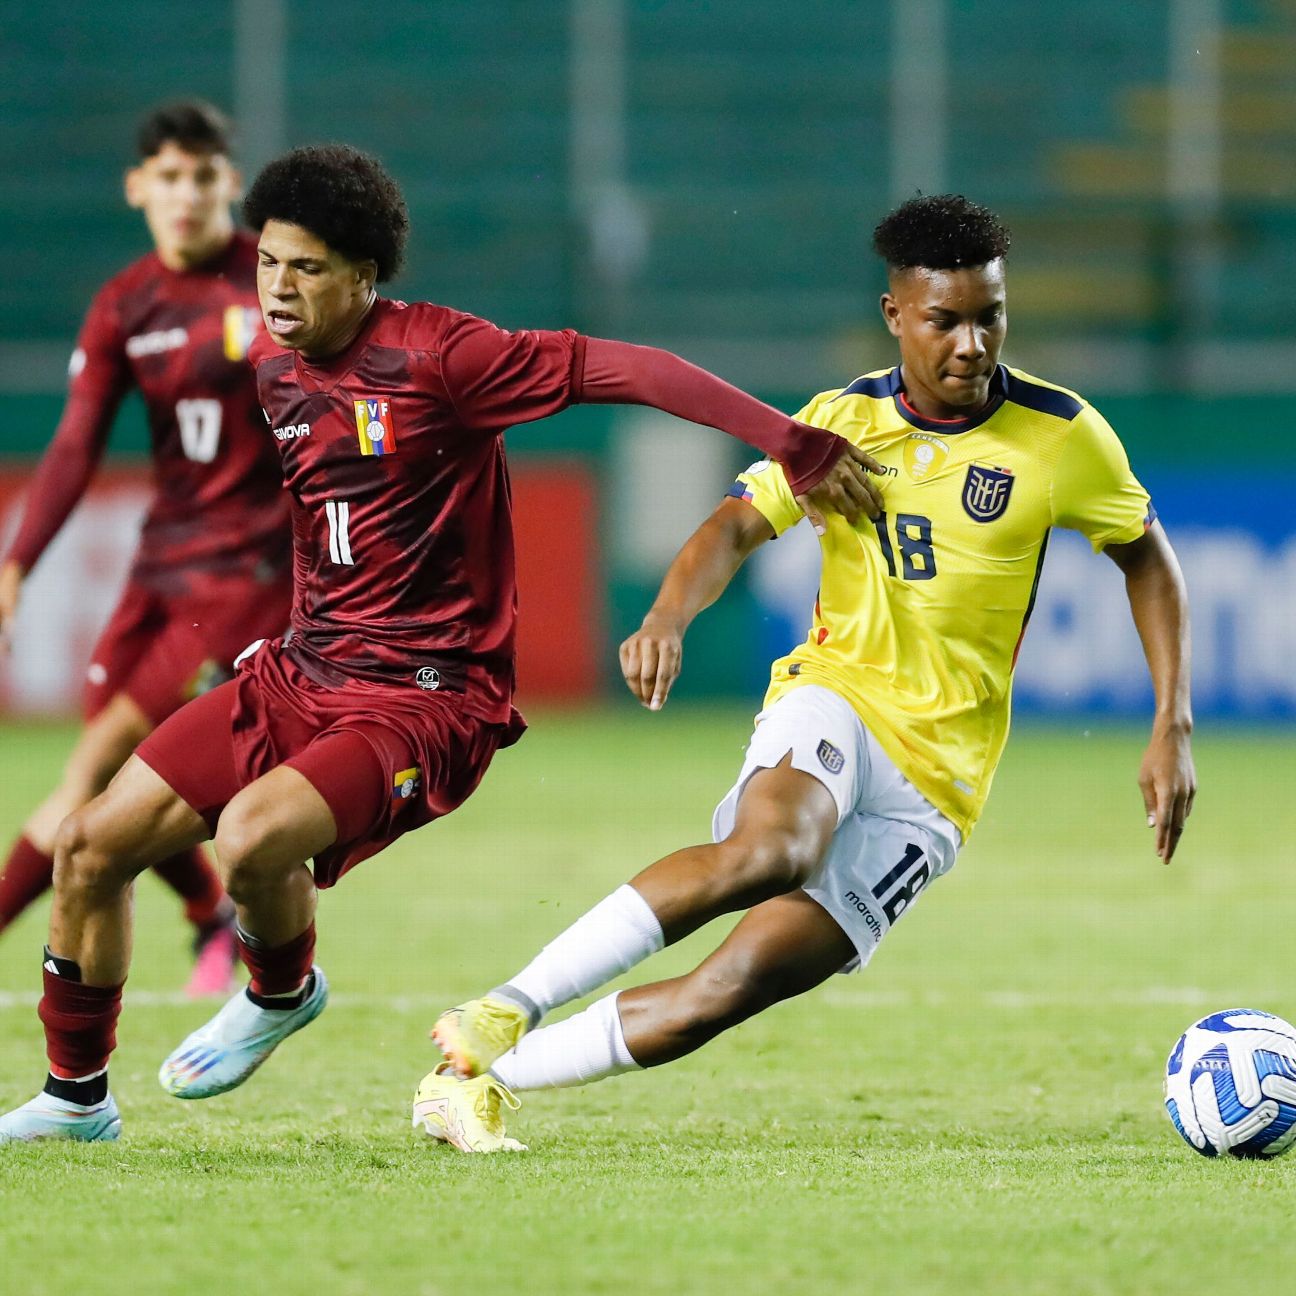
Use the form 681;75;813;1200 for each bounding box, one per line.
135;640;520;887
83;570;293;725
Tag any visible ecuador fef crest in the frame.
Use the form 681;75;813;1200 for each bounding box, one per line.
354;397;397;456
961;463;1014;522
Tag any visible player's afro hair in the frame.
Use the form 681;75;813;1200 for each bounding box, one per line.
243;145;409;282
137;100;232;160
872;194;1010;272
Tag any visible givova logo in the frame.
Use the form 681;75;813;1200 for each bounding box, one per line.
125;327;188;358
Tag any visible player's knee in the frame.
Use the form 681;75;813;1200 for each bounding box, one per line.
52;805;123;896
718;825;822;895
213;801;287;902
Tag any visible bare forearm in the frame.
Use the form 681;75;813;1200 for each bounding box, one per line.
621;501;771;709
5;397;112;573
1108;524;1196;860
645;512;760;633
1124;548;1192;730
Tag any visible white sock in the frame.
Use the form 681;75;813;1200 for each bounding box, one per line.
494;884;664;1022
491;992;639;1091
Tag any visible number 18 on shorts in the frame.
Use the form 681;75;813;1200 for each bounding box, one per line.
711;685;962;971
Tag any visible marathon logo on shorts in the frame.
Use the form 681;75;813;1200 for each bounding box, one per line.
961;463;1014;523
816;739;845;774
393;766;422;800
844;890;884;943
355;397;397;456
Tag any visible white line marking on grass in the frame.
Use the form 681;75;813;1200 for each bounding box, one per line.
0;986;1279;1012
0;991;442;1010
820;986;1277;1009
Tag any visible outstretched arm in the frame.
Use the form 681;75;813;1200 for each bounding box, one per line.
579;338;884;530
0;416;117;652
1105;521;1195;862
440;319;886;529
1;292;129;652
621;498;775;710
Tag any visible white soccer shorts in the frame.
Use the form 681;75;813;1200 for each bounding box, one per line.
711;684;962;971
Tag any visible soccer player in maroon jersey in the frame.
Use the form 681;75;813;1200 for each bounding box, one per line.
0;144;880;1143
0;102;292;998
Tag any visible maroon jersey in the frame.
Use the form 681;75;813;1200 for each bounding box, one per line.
249;298;584;723
7;230;289;590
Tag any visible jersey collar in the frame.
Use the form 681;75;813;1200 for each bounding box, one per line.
836;365;1008;434
893;364;1007;433
154;230;245;279
293;295;389;390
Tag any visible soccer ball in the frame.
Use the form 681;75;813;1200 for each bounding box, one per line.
1164;1009;1296;1158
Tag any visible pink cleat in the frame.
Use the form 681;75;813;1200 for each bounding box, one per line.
185;922;239;998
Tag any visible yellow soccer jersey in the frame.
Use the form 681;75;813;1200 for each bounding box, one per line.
728;364;1153;837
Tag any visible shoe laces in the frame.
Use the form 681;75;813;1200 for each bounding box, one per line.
471;1074;521;1132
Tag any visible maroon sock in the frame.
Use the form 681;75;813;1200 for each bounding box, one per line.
151;847;229;930
37;952;123;1077
237;922;316;997
0;836;56;932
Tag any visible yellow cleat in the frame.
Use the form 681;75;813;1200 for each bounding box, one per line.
412;1063;526;1153
431;996;530;1078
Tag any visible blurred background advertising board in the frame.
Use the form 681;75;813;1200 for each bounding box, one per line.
1;0;1292;719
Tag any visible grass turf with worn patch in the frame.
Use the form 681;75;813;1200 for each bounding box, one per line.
0;709;1292;1296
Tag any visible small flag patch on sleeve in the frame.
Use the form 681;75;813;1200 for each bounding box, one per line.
355;398;397;456
223;306;260;361
393;766;422;800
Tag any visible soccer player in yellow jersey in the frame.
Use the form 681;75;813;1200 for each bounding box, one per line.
414;195;1196;1152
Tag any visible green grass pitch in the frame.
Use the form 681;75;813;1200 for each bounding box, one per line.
0;708;1292;1295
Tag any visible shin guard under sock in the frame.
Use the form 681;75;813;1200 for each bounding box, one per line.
37;948;123;1078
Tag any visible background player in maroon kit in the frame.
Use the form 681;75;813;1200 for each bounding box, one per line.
0;102;293;997
0;144;881;1143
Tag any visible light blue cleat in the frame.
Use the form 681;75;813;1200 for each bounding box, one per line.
158;966;328;1099
0;1091;121;1143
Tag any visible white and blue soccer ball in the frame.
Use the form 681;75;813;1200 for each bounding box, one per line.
1164;1009;1296;1159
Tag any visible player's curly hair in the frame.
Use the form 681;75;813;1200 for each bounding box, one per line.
137;100;232;160
243;145;409;282
873;194;1010;271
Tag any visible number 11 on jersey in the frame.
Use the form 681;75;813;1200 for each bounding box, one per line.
325;499;354;565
